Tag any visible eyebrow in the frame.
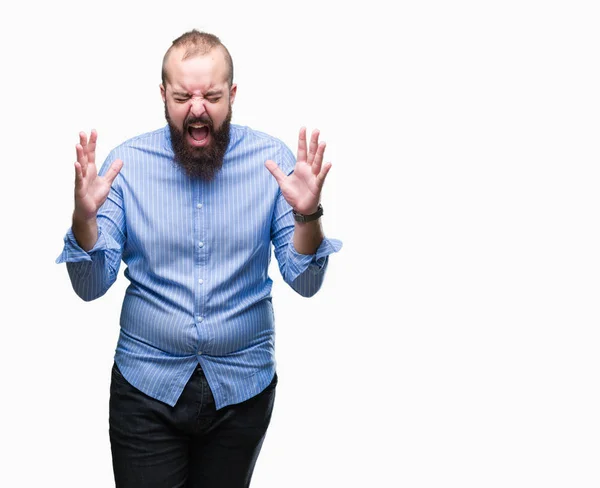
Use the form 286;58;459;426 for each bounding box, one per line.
171;90;224;98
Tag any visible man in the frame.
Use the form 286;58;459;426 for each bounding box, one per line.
56;30;341;487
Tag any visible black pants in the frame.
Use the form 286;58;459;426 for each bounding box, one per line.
109;363;277;488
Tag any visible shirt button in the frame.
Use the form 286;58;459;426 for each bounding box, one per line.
197;203;203;209
197;351;203;355
198;279;204;284
198;241;204;248
196;315;204;322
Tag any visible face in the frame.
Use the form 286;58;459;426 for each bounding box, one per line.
161;46;237;180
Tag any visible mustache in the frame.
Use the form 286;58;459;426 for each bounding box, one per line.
184;114;213;130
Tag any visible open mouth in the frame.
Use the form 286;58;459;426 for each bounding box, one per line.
187;123;210;144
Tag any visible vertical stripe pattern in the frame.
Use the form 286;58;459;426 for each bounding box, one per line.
57;125;342;408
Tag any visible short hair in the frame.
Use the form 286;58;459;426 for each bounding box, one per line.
161;30;234;87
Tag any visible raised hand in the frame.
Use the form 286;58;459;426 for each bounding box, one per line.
73;130;123;221
265;127;332;216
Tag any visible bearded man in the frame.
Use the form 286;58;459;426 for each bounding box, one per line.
56;30;341;488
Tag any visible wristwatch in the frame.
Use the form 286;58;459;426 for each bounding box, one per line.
292;204;323;223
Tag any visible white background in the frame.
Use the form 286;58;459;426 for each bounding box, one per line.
2;0;600;486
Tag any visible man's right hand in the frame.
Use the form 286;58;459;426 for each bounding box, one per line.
72;130;123;251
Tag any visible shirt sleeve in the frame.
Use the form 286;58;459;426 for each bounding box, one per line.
270;145;342;297
55;151;126;301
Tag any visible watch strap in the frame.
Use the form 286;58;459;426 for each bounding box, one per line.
292;204;323;223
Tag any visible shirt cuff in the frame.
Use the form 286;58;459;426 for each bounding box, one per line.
55;227;121;264
285;237;343;282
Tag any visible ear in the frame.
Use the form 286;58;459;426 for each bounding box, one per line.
229;83;238;106
160;83;166;103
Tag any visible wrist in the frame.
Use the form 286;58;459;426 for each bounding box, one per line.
292;204;323;223
72;207;97;225
71;213;99;252
72;211;98;234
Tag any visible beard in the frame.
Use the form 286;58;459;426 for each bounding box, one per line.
165;104;232;181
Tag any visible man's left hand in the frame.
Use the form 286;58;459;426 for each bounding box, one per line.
265;127;332;215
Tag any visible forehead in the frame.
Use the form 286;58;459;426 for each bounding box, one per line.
164;46;229;92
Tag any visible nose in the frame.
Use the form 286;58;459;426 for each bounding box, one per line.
190;97;206;117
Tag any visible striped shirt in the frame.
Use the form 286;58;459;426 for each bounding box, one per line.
56;124;342;409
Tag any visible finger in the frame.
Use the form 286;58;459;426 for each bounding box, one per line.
79;132;88;164
103;159;123;186
76;143;88;178
74;162;85;194
316;162;332;189
312;142;326;176
296;127;307;163
307;129;320;165
265;160;287;186
88;129;98;165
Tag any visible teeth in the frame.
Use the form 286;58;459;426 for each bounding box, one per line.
189;123;206;128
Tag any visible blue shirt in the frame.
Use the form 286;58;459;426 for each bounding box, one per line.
56;124;342;409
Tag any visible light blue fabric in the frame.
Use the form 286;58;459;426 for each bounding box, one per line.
57;124;342;408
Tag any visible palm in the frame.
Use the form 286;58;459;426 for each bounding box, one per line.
265;128;332;215
74;130;123;220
